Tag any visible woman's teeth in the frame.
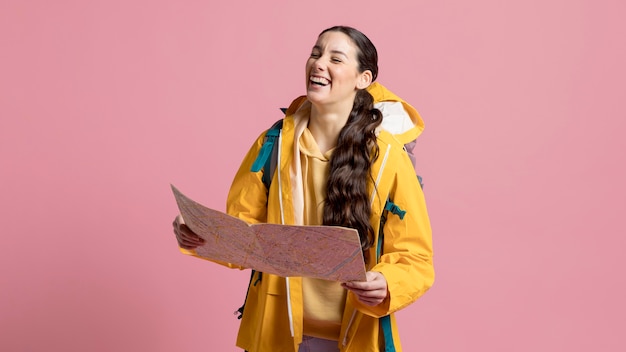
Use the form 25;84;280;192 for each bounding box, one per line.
310;76;330;86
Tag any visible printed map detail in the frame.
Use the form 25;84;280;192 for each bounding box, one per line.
171;185;367;282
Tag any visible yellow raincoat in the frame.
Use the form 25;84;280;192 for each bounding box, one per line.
222;83;434;351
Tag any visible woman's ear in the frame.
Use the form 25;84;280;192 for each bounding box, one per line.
356;70;373;89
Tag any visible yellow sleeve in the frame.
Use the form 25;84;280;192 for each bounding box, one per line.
354;150;435;317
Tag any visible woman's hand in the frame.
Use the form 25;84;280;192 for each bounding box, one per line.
172;214;205;249
342;271;388;306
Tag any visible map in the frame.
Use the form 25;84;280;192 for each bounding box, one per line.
171;185;367;282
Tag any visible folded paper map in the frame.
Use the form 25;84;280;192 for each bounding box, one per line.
171;185;366;282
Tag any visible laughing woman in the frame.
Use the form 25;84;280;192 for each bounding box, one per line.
173;26;434;352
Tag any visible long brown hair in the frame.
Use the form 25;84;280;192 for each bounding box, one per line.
320;26;383;262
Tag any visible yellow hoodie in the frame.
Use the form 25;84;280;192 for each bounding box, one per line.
221;82;434;351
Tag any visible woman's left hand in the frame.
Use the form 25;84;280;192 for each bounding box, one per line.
342;271;388;306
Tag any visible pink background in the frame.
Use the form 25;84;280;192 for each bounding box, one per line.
2;0;625;351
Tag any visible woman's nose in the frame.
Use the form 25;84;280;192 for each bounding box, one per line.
312;58;325;71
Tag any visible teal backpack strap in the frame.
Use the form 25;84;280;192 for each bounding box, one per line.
263;119;282;189
380;315;396;352
377;199;406;352
384;201;406;220
250;119;283;190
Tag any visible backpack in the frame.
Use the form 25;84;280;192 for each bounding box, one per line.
237;115;422;352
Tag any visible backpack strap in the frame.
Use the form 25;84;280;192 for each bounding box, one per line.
383;201;406;220
263;119;283;190
250;119;283;190
380;315;396;352
377;198;406;352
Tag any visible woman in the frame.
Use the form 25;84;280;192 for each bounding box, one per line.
173;26;434;352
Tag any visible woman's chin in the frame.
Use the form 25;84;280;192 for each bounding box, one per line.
306;90;326;104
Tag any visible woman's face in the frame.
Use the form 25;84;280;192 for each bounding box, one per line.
305;31;372;108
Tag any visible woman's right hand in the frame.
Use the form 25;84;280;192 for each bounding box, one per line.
172;214;205;249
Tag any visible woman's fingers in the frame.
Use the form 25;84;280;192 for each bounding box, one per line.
173;217;205;249
342;271;388;306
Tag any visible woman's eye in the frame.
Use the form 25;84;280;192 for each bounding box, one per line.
310;52;320;58
331;57;342;63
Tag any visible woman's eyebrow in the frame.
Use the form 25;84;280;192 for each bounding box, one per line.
329;50;348;58
311;45;348;58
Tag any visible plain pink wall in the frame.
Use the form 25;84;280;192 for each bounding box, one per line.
1;0;625;351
